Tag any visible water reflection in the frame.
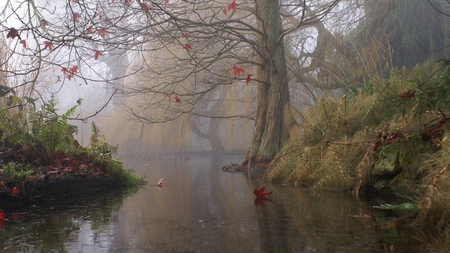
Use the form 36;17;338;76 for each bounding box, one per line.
0;155;428;252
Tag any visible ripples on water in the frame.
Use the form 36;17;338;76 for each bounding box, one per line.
0;155;428;252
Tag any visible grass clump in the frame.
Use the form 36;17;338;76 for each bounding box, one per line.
267;60;450;197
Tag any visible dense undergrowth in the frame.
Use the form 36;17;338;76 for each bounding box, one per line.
0;95;145;201
267;60;450;247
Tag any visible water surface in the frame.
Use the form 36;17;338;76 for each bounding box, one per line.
0;155;427;252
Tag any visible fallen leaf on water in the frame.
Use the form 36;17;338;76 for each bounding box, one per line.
254;184;273;198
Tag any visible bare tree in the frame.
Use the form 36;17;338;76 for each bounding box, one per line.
1;0;344;164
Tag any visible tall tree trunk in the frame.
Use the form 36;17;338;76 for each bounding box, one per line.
243;0;293;165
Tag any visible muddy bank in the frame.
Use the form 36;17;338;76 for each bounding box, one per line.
0;174;125;208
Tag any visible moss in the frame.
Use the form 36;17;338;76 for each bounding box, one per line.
399;134;437;174
372;143;402;178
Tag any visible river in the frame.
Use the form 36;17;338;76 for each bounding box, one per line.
0;155;429;252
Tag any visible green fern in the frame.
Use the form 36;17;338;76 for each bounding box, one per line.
29;95;80;153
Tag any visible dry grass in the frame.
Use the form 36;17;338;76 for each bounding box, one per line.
267;61;449;196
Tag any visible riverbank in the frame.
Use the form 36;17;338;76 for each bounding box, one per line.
264;61;450;249
0;147;145;208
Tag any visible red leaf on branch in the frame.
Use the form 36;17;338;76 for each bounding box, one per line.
98;29;107;38
41;19;49;27
230;64;245;77
20;40;27;48
61;68;68;74
183;43;192;50
7;27;21;40
183;32;191;39
94;50;103;60
44;41;53;51
67;74;74;80
69;65;79;73
174;96;181;104
87;27;93;33
253;185;273;198
227;0;239;12
141;3;150;11
246;74;252;85
73;12;82;22
222;6;228;15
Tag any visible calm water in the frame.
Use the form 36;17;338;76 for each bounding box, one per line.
0;155;429;252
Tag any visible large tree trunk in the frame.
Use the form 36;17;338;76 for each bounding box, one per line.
243;0;294;166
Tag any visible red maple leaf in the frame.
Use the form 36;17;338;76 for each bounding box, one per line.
183;32;191;39
20;40;27;48
73;12;82;22
61;68;68;74
230;64;245;77
227;0;239;13
67;74;74;80
246;74;252;85
69;65;79;73
44;41;53;51
173;96;181;104
94;50;103;60
141;3;150;11
183;43;192;50
253;185;273;198
222;6;228;15
6;27;21;40
98;29;107;38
